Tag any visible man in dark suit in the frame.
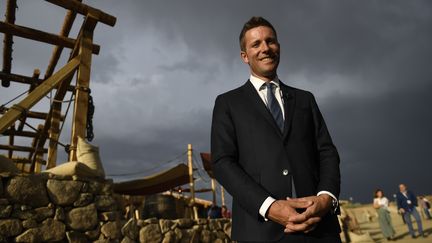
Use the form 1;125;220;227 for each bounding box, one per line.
211;17;341;242
396;184;425;238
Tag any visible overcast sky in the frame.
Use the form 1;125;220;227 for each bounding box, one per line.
1;0;431;204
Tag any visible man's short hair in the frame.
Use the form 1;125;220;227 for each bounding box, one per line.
239;16;277;51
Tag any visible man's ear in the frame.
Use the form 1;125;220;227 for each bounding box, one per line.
240;51;249;64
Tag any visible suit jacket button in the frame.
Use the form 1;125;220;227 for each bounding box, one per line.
282;169;289;176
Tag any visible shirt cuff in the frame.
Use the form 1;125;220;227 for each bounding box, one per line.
317;191;337;201
317;191;339;212
259;196;276;221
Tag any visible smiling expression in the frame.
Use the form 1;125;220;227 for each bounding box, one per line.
240;26;280;82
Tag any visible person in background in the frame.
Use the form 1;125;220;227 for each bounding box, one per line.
221;205;232;218
373;189;396;241
207;204;222;219
396;184;426;238
419;196;431;220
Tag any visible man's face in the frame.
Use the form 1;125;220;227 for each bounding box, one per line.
241;26;280;81
399;184;407;192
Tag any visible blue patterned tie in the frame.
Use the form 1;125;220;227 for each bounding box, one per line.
265;83;284;132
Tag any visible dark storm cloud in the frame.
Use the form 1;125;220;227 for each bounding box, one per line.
1;0;431;203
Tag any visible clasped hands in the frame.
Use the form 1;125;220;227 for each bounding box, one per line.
267;195;332;234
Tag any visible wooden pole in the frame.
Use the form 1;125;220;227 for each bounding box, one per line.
45;0;82;79
69;14;98;161
1;0;17;87
8;124;15;158
221;185;226;206
187;144;198;219
211;178;217;205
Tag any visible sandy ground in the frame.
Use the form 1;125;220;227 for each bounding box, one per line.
346;204;432;243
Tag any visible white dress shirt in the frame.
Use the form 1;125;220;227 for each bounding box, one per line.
249;74;338;220
374;197;389;210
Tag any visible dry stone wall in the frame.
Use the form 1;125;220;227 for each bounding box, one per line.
0;173;233;242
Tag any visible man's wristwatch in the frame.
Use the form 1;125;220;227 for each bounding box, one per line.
330;198;339;214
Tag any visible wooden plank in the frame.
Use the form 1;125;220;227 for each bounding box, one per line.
69;15;98;161
0;21;100;54
0;108;66;121
0;144;47;153
0;56;80;134
45;1;82;79
1;0;17;87
11;157;46;165
1;129;38;138
0;71;76;91
46;0;116;27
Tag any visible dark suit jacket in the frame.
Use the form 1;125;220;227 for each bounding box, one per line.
396;191;418;211
211;80;341;241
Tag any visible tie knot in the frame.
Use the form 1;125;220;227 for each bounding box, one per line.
263;82;275;91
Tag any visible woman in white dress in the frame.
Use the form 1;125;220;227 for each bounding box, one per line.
373;189;396;241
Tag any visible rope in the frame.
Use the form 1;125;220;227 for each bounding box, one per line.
107;151;188;177
22;121;68;148
0;89;28;108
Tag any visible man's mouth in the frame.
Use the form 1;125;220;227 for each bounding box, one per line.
260;56;277;62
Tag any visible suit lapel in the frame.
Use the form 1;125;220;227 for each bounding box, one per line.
242;80;282;137
280;82;296;139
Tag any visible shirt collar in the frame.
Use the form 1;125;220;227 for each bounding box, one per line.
249;75;280;91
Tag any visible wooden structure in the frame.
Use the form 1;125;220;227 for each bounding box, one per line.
200;152;226;206
0;0;116;172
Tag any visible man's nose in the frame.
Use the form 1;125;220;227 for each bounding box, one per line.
260;42;270;52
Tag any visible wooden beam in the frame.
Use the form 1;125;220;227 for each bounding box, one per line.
0;144;47;153
46;0;116;27
0;21;100;54
0;56;80;134
0;71;76;91
11;157;46;165
46;12;98;166
1;0;17;87
0;109;65;121
69;15;98;161
2;129;38;138
45;1;82;79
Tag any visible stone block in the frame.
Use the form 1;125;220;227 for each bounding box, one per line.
175;218;194;228
95;195;117;211
74;192;94;207
0;205;12;218
47;179;83;206
66;203;98;231
139;224;162;243
0;219;22;237
22;219;38;229
101;220;122;239
159;219;174;234
6;175;49;207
